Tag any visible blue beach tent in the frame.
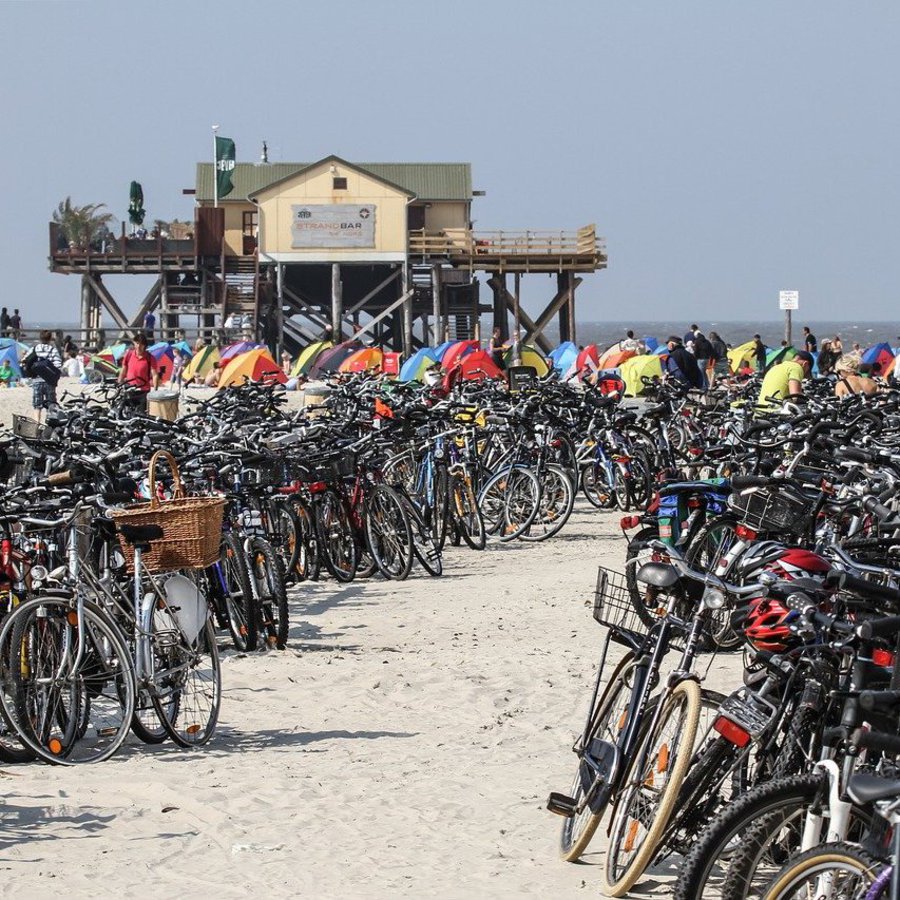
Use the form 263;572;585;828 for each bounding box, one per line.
399;347;439;382
0;345;23;379
432;341;455;361
643;336;659;353
550;341;578;374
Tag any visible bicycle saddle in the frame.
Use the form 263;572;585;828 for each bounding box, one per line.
848;773;900;806
118;523;164;545
637;562;678;589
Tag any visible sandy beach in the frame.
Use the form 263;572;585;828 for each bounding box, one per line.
0;458;744;900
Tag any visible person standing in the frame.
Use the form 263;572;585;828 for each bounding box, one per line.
692;331;713;388
683;324;699;354
9;309;22;341
0;307;8;338
752;333;766;372
488;326;506;370
143;310;156;341
708;330;729;385
30;330;62;423
802;326;817;354
118;333;159;413
664;336;704;390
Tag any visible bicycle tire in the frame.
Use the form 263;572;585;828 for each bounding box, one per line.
399;494;442;576
364;484;414;580
219;533;258;651
249;538;289;650
603;678;702;896
624;526;665;631
450;473;486;551
580;460;617;509
315;490;358;583
520;465;575;542
761;842;881;899
479;466;541;542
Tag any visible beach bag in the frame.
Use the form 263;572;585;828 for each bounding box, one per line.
22;348;62;386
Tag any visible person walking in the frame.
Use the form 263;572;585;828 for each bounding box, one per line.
803;326;817;354
30;330;62;423
9;309;22;341
708;330;729;385
692;331;714;388
143;310;156;341
0;307;9;338
118;333;159;414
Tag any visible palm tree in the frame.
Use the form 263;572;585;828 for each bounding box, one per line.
52;197;116;250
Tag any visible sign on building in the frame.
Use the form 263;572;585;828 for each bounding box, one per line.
291;204;376;249
779;290;799;310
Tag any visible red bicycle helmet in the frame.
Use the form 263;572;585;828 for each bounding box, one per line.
741;596;800;652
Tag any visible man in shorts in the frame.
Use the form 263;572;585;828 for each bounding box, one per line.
31;330;62;423
118;333;160;413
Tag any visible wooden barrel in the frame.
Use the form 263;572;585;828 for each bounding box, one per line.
147;390;180;421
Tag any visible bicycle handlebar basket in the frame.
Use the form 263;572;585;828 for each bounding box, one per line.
594;566;650;635
111;450;226;573
728;484;812;535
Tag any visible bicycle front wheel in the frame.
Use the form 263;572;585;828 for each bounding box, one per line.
761;842;881;899
603;678;702;896
520;465;575;542
479;466;540;541
364;484;413;580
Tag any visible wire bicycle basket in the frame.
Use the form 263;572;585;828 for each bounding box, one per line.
729;485;812;535
594;566;651;635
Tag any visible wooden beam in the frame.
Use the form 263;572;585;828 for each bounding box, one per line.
530;276;583;344
283;285;329;330
486;274;555;354
128;276;163;329
356;290;414;340
85;274;130;331
331;264;342;338
345;267;401;316
282;316;319;346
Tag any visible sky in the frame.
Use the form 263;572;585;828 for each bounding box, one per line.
1;0;899;325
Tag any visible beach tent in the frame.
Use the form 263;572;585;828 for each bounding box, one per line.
862;342;894;376
765;346;797;370
0;345;23;380
0;338;29;357
339;346;383;374
577;345;600;370
220;340;261;362
149;342;174;363
291;340;332;377
728;340;759;374
310;341;363;376
619;354;663;396
90;355;120;377
653;344;670;356
433;341;455;361
218;348;286;388
400;347;439;382
183;345;219;382
441;340;479;373
643;336;659;353
97;342;128;364
598;347;637;370
503;345;549;377
549;341;578;374
454;349;503;381
173;340;193;357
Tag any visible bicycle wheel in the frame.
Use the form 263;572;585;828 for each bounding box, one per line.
152;617;221;748
427;466;450;552
399;494;443;576
479;466;541;542
520;465;575;542
219;533;258;651
603;678;702;896
450;473;486;551
364;484;414;580
249;538;289;650
560;654;637;861
3;596;135;765
292;499;320;582
581;459;617;509
0;611;36;763
270;502;302;581
761;842;881;900
382;449;418;494
624;526;665;631
315;491;358;583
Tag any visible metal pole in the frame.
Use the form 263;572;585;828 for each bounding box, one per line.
276;262;284;358
212;125;219;209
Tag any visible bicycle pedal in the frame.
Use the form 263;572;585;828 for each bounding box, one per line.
546;792;577;818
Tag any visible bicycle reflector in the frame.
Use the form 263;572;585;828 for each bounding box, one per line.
713;716;751;748
873;648;895;669
736;524;758;541
620;515;641;530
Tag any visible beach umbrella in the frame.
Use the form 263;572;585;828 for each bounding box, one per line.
619;354;663;396
149;342;174;363
432;340;455;361
220;340;261;362
550;341;578;374
310;341;363;376
173;340;193;357
503;345;549;377
339;346;383;374
455;349;503;381
218;347;286;388
861;342;893;375
291;340;332;377
183;345;219;382
653;344;670;356
598;347;637;370
441;340;479;373
98;342;128;363
0;345;23;379
400;347;439;382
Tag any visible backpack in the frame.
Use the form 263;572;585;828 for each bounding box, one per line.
22;347;62;386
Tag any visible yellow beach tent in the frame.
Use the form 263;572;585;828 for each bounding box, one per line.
619;354;663;396
183;345;220;382
292;340;333;377
728;340;758;374
502;345;550;377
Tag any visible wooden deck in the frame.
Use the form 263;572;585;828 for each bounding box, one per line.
408;225;606;273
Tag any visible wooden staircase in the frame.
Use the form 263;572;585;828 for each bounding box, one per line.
224;256;258;320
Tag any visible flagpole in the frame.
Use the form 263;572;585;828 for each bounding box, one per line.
212;124;219;208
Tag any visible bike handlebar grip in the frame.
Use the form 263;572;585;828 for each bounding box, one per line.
843;447;877;464
730;474;779;490
839;573;900;608
859;690;900;712
854;729;900;755
47;470;74;486
857;615;900;641
863;496;894;523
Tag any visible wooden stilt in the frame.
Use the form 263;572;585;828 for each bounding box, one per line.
431;265;442;345
568;271;577;345
401;266;413;356
331;263;342;340
491;272;508;340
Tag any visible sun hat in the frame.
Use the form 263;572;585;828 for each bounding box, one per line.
835;354;859;374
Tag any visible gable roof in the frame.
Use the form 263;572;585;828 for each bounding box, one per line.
248;156;414;200
196;158;472;202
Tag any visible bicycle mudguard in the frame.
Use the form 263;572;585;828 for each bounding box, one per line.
580;738;621;815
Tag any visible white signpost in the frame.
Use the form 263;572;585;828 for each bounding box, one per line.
779;290;799;345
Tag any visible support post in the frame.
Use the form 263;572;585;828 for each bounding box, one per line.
568;271;577;345
160;276;169;340
331;263;342;340
784;309;792;346
80;275;91;339
491;271;508;340
557;273;571;343
512;272;522;364
276;263;285;358
431;265;442;345
401;265;413;356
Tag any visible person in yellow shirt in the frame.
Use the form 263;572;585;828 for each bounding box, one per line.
756;351;812;410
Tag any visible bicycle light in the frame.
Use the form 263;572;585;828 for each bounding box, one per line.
702;586;727;610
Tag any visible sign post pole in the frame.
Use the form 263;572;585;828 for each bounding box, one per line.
779;290;799;346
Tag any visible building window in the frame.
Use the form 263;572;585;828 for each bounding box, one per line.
242;210;258;235
333;176;348;190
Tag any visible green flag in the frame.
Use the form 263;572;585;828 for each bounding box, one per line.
215;136;236;199
128;181;145;225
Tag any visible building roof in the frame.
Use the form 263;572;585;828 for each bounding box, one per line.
195;160;472;202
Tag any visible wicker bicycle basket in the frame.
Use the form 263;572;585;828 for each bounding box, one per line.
111;450;226;573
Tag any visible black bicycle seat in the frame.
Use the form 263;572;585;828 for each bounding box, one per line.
848;773;900;806
118;523;164;545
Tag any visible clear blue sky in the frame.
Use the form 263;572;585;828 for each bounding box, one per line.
2;0;899;324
